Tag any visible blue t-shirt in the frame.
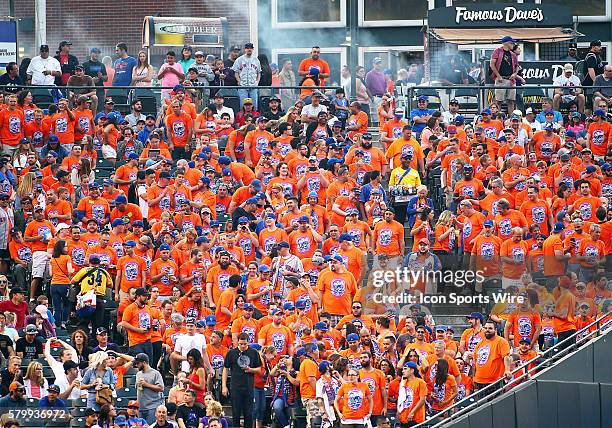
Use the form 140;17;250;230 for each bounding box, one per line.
409;108;435;133
113;56;137;86
39;396;66;408
333;98;349;119
127;416;148;426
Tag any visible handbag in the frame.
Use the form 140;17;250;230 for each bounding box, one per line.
96;385;113;406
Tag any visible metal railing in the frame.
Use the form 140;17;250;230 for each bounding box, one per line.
394;83;599;117
415;311;611;428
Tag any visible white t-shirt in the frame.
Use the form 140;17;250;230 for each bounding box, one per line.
302;103;328;119
553;74;581;93
27;55;62;86
174;333;207;372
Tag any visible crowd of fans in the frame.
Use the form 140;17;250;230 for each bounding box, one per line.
0;35;609;428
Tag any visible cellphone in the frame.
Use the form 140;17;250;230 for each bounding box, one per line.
309;166;317;171
149;149;160;158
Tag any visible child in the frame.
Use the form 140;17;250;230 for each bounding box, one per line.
331;88;349;127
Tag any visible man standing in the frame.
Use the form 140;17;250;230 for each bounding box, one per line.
26;45;61;86
472;320;512;392
82;47;107;111
359;350;388;425
24;205;55;302
365;58;387;108
489;36;518;113
373;208;405;269
232;43;261;110
299;342;321;428
317;255;358;326
54;40;79;86
134;353;165;424
222;332;262;428
119;287;154;360
299;47;330;85
582;40;605;89
113;43;137;88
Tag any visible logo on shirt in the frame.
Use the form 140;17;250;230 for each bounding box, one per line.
476;345;491;365
8;116;21;134
379;228;392;246
296;236;311;254
271;331;286;352
531;206;546;224
330;278;346;297
347;388;364;410
172;121;185;138
125;261;139;281
517;317;532;337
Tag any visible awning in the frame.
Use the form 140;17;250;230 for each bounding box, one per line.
429;27;582;45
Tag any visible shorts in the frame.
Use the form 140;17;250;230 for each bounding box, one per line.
494;78;516;102
32;251;50;279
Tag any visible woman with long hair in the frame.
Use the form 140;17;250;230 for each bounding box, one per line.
15;171;36;210
258;54;273;92
315;359;341;425
429;358;457;415
17;90;37;124
186;348;207;403
98;403;118;428
71;329;93;370
279;107;301;137
267;162;296;198
397;362;428;426
71;157;95;187
132;50;154;87
23;361;49;399
333;368;373;428
355;66;371;113
81;350;115;411
80;135;98;169
49;239;74;329
433;210;457;292
269;353;298;428
410;206;434;252
12;141;36;169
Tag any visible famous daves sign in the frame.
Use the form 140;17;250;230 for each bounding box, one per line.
455;6;544;25
428;3;571;28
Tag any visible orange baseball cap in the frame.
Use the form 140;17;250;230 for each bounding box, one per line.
485;166;498;173
9;382;24;392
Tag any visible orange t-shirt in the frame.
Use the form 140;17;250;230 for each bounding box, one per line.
347;111;369;139
121;302;153;346
51;111;75;145
205;264;241;306
494;210;527;242
73;109;94;140
552;291;576;333
359;368;387;415
573;196;602;223
373;220;404;257
288;229;318;258
542;234;565;276
215;288;237;330
519;200;552;235
231;316;259;343
166;112;194;148
507;310;541;347
50;255;71;284
501;167;530;194
244;129;274;166
114;164;138;195
397;378;428;424
149;258;178;296
459;211;485;253
473;336;510;384
24;220;56;253
500;239;529;279
116;254;147;292
429;376;457;411
298;58;331;85
258;323;294;355
577;238;606;268
531;130;560;161
317;270;357;316
298;358;319;399
0;108;24;146
587;121;610;156
336;382;371;419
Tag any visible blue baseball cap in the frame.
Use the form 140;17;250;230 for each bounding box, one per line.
258;265;270;273
111;218;124;228
200;176;211;185
124;240;136;247
483;219;494;227
133;220;144;227
501;36;515;43
318;360;331;372
296;347;306;357
250;343;262;351
404;361;418;369
467;312;484;323
222;168;232;177
246;197;258;205
331;254;344;263
196;236;211;244
593;109;606;117
205;315;217;326
543;122;554;130
243;303;254;310
115;195;127;204
298;215;309;223
159;243;171;251
48;134;59;143
519;337;531;344
454;115;465;124
417;95;428;102
346;333;359;342
173;84;185;93
250;179;262;191
278;241;290;248
114;415;127;426
128;153;139;160
481;108;491;115
553;222;565;233
338;233;353;242
283;302;295;311
435;325;448;331
314;322;328;331
295;298;308;310
238;216;249;224
218;156;232;165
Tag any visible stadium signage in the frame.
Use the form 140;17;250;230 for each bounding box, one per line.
0;20;17;66
428;4;572;28
519;61;567;85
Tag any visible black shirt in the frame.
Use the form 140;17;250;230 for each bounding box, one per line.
0;368;18;396
15;336;43;360
231;207;257;230
263;108;285;121
82;59;108;87
583;52;605;86
0;73;23;94
498;50;514;78
176;404;206;428
0;333;14;359
223;347;261;391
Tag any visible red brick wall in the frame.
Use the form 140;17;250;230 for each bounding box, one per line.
1;0;250;63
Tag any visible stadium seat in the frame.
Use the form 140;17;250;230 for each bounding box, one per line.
106;88;130;115
72;397;87;407
414;88;442;110
453;88;480;115
70;418;85;427
519;87;546;111
224;96;241;114
71;407;87;417
116;386;137;398
96;168;112;179
97;158;116;169
124;375;136;388
26;397;39;407
131;88;158;116
115;397;129;408
30;87;54;110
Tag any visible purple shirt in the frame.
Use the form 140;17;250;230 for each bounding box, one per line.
365;69;386;97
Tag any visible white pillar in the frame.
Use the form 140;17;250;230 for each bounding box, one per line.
35;0;46;49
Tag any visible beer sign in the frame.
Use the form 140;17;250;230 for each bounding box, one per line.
143;16;229;49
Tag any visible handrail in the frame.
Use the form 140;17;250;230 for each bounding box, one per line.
0;85;337;91
414;311;611;428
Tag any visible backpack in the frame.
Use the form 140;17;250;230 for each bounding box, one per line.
574;53;596;83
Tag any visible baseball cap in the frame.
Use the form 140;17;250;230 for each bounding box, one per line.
569;42;578;50
454;115;465;124
481;108;491;115
48;384;61;393
593;109;606;117
417;95;428;102
295;298;308;310
484;219;494;227
283;302;295;311
96;327;108;335
114;415;128;426
127;400;139;408
124;240;137;247
205;315;217;326
298;215;309;223
9;382;24;392
585;165;597;174
338;233;353;242
115;194;127;204
244;42;254;49
394;107;404;116
519;337;531;344
447;125;457;134
553;222;565;233
314;321;328;331
25;324;38;334
278;240;290;248
346;333;359;342
501;36;515;43
418;237;430;245
250;179;262;191
35;304;48;319
564;63;574;72
404;361;418;369
435;325;448;331
243;98;253;105
601;163;611;171
135;287;149;297
372;57;383;64
467;312;484;323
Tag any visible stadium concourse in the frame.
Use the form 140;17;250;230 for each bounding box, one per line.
0;36;610;428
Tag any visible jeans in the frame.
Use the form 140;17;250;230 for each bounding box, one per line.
50;283;70;326
231;387;254;428
140;408;156;424
129;340;154;362
253;387;266;421
77;296;105;337
272;398;290;428
238;88;259;110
